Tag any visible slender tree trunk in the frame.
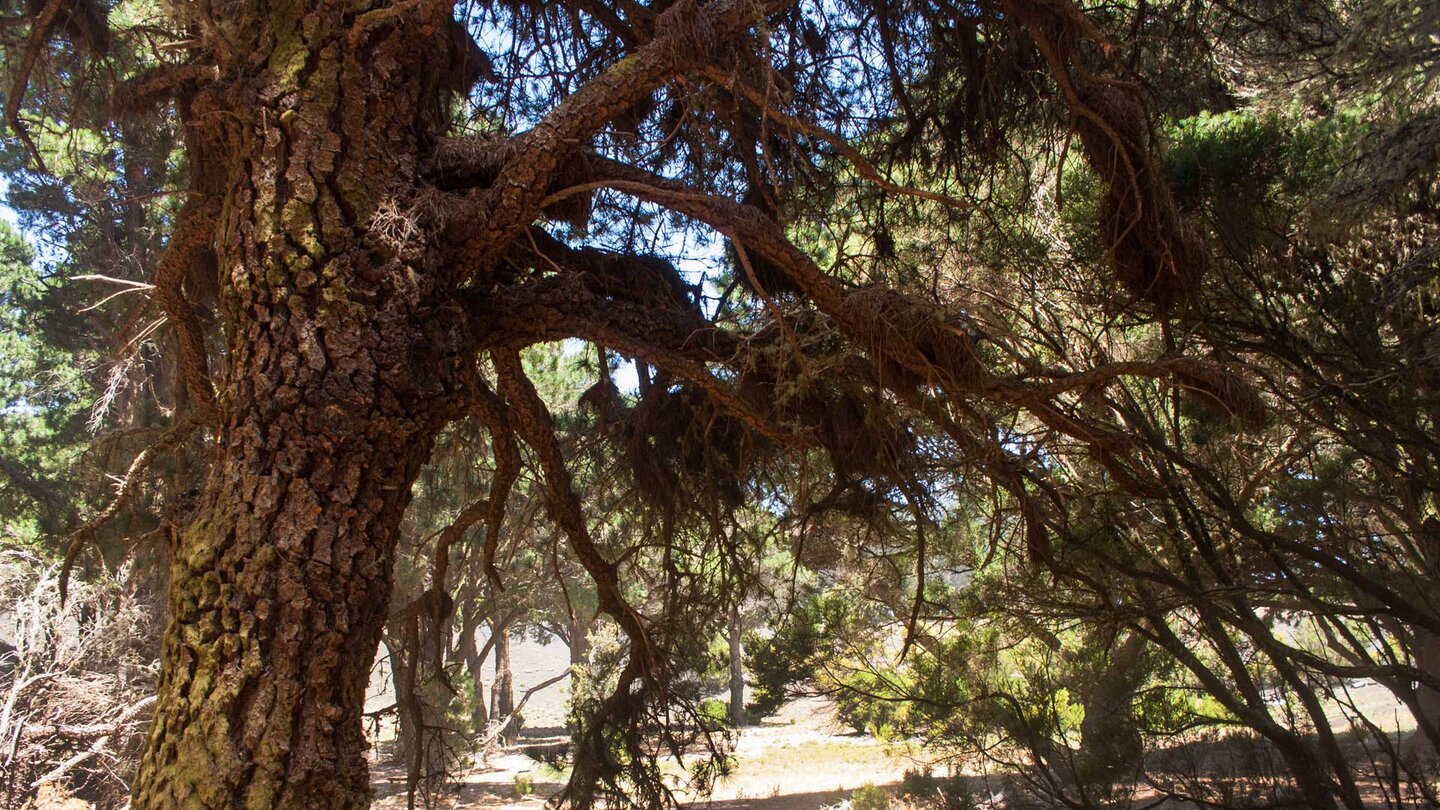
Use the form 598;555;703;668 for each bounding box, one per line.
728;604;745;727
130;4;474;805
492;621;516;742
457;607;491;735
383;636;418;765
569;611;592;668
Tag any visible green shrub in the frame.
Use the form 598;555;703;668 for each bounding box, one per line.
698;697;731;730
850;784;890;810
833;669;911;737
898;768;940;799
899;768;977;810
513;773;535;797
745;592;883;720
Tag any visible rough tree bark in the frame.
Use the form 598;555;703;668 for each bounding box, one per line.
130;1;474;805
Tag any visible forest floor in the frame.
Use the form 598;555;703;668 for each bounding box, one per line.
367;639;1421;810
371;695;926;810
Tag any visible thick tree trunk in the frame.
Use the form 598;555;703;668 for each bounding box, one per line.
133;398;445;807
130;4;472;806
1417;531;1440;734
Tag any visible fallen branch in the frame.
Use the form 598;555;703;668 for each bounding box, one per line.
475;670;570;754
26;695;156;742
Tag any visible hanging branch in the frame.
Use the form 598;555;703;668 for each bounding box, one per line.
58;417;200;603
470;376;522;594
5;0;66;174
492;350;655;674
150;196;220;418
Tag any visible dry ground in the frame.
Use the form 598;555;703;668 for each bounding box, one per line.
371;695;923;810
367;638;1422;810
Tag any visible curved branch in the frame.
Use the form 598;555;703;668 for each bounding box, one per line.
152;196;220;417
435;0;781;274
58;417;201;603
467;272;798;447
696;66;972;212
491;350;657;675
470;375;522;593
576;160;1207;468
585;158;990;393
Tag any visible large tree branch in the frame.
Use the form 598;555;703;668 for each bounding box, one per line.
110;62;213;118
434;0;784;276
5;0;66;174
571;160;1215;498
467;270;798;447
583;158;992;392
492;350;658;675
469;375;522;593
1004;0;1208;309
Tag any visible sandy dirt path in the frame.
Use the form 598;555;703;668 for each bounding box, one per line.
372;696;923;810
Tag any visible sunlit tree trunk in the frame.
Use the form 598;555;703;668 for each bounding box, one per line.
728;605;745;727
458;605;492;734
569;611;592;670
491;619;516;742
383;636;417;765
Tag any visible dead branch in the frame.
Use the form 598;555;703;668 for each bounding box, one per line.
28;695;156;789
473;669;569;755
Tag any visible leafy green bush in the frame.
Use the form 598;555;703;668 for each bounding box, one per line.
832;669;912;738
898;768;977;810
744;592;875;719
513;773;535;797
697;698;731;731
850;783;890;810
